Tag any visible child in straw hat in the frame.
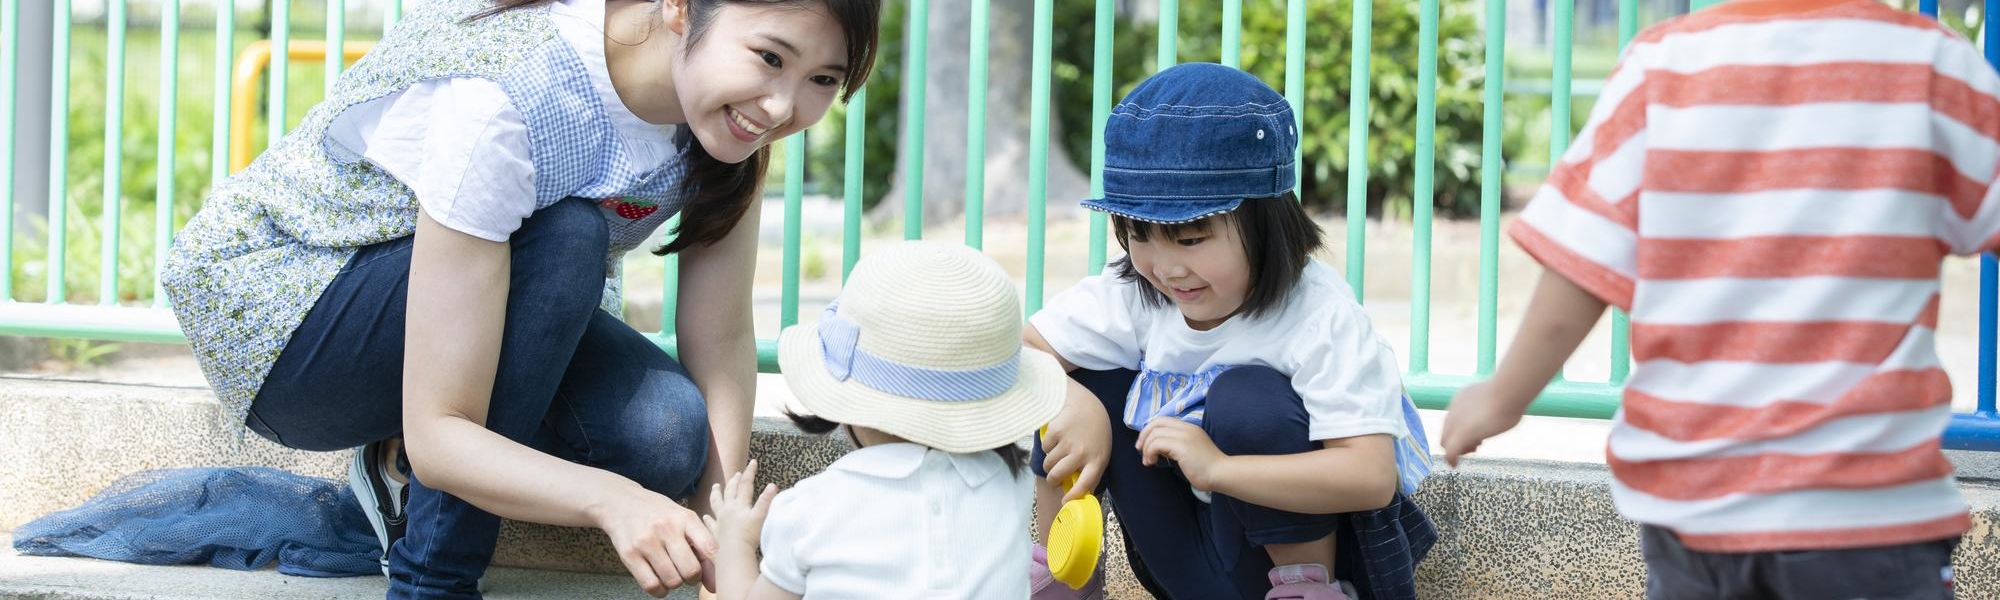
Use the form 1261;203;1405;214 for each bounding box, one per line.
702;241;1066;600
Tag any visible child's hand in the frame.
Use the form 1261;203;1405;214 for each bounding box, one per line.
701;459;778;550
1137;418;1227;491
1441;380;1524;468
1042;379;1113;503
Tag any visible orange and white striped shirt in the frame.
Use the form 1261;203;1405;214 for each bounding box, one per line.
1512;0;2000;553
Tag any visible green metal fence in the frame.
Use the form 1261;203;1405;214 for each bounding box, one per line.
1;0;1671;421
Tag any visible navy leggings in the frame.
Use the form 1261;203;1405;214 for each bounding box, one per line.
1034;366;1345;600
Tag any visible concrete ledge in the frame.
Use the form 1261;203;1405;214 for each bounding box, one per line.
10;378;2000;599
0;533;691;600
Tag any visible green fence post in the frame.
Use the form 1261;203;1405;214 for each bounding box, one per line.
1026;0;1054;313
782;133;804;328
1411;0;1438;374
212;0;234;189
328;0;345;89
101;0;127;305
843;85;866;280
47;0;70;305
1222;0;1243;68
155;0;181;307
270;0;291;147
1345;0;1372;298
1158;0;1179;68
1551;0;1574;160
661;215;680;339
966;0;990;250
1611;0;1639;384
0;0;16;301
1285;0;1305;194
902;0;928;240
1550;0;1573;381
388;0;403;26
1478;0;1505;375
1086;0;1113;275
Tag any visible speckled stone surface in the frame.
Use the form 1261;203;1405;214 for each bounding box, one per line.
0;533;693;599
0;378;346;530
15;377;2000;600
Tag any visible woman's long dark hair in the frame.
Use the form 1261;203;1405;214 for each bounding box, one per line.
473;0;880;254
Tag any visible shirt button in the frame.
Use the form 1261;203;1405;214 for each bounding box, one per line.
931;501;943;515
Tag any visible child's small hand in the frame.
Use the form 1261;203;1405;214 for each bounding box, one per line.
1441;380;1523;468
1042;379;1113;503
1137;418;1227;491
701;459;779;550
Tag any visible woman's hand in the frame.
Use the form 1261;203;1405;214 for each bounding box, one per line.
1040;379;1113;503
592;485;721;597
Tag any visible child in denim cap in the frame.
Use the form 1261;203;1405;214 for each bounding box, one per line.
703;241;1066;600
1027;63;1436;600
1441;0;2000;598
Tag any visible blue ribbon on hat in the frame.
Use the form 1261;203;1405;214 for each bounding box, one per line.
818;301;1020;401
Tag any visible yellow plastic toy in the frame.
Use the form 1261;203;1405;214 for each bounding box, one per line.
1041;426;1104;590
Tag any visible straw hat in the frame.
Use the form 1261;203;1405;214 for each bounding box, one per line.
778;241;1066;453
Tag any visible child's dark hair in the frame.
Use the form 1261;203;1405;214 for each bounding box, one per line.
785;410;1030;476
1109;192;1324;319
472;0;881;255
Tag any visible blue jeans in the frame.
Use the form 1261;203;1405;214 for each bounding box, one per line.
248;198;711;600
1033;366;1346;600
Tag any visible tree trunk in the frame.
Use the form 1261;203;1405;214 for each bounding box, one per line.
878;0;1093;225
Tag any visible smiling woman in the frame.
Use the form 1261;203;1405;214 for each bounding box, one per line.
156;0;879;598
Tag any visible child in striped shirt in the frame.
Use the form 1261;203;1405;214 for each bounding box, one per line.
1441;0;2000;598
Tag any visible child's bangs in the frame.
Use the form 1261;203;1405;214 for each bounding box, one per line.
1113;214;1223;244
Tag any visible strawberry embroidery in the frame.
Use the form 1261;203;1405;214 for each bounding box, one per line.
599;197;659;220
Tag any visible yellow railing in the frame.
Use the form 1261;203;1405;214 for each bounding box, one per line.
229;40;374;174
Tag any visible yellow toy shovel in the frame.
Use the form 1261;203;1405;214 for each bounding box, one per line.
1041;426;1104;590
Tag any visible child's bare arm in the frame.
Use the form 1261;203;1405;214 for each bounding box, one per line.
1139;419;1398;513
1440;269;1609;466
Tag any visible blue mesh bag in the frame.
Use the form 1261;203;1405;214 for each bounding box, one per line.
11;466;379;577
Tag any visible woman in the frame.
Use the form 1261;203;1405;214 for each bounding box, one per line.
160;0;879;597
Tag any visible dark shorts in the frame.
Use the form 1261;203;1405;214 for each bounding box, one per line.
1641;525;1959;600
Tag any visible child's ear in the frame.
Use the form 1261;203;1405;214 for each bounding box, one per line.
659;0;689;36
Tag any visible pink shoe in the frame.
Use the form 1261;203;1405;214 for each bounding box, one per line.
1265;563;1355;600
1031;544;1105;600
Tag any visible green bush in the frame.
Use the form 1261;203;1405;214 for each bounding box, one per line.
1174;0;1489;217
810;0;1493;218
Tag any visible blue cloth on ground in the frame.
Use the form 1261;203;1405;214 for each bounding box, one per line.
11;466;379;577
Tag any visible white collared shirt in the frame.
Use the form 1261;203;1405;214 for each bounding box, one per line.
758;443;1031;599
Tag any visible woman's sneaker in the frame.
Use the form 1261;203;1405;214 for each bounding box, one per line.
1031;544;1105;600
348;440;408;578
1265;564;1356;600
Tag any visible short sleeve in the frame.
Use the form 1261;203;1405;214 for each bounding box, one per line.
1507;53;1648;311
1288;302;1408;442
1932;40;2000;256
1029;272;1147;371
326;77;537;242
756;489;809;594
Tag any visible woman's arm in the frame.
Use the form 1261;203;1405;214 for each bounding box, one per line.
672;198;764;518
401;211;715;596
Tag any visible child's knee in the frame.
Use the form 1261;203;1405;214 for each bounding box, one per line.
1205;366;1310;455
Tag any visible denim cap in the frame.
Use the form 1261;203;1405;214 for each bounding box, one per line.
1083;63;1298;224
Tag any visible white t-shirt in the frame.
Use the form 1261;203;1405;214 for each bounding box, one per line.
757;443;1030;599
1031;258;1408;442
323;0;682;242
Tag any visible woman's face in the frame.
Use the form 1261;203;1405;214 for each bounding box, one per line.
672;1;849;163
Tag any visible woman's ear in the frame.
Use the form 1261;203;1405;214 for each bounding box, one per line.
660;0;689;36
